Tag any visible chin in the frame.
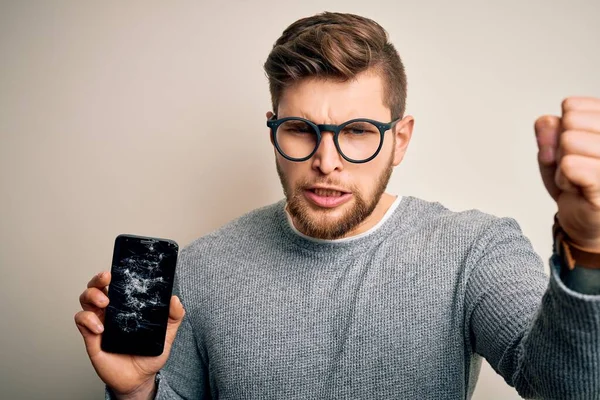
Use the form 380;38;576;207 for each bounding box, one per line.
307;208;345;224
292;199;363;240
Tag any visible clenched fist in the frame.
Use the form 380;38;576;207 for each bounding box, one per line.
536;97;600;251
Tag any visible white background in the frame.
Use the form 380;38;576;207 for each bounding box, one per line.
1;0;599;398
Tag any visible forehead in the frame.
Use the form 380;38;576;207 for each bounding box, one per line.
277;70;390;122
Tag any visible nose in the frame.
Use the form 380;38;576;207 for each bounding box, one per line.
311;131;344;175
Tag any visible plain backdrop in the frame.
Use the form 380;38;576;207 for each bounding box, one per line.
1;1;599;399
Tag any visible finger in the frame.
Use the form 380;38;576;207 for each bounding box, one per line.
560;130;600;158
74;311;104;358
74;310;104;334
562;97;600;113
79;287;109;312
87;271;111;289
535;115;562;200
535;115;561;163
562;111;600;134
559;155;600;208
555;165;580;195
164;296;185;351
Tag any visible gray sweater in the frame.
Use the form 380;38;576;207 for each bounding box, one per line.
107;196;600;399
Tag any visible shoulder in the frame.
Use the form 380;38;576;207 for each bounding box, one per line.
397;196;528;255
173;201;285;297
402;196;509;235
406;196;540;265
182;200;284;257
394;197;542;281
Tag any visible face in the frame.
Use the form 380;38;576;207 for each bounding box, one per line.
269;70;414;240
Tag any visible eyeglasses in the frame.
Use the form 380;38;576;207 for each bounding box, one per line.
267;116;401;164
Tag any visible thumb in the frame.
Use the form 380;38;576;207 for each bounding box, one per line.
164;296;185;351
535;115;562;201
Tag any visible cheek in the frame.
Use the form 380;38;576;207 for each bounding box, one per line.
348;167;378;192
352;157;390;191
277;157;305;183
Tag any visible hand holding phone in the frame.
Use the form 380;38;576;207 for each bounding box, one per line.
74;235;185;397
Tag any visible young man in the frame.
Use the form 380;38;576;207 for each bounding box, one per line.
75;12;600;399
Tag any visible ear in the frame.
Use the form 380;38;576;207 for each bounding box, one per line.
392;115;414;166
266;111;275;145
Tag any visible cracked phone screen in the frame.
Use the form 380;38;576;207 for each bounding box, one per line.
101;234;178;356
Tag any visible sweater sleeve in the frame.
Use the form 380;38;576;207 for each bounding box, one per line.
105;267;209;400
561;262;600;295
465;217;600;399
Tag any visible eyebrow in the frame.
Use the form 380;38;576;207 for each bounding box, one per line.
278;112;373;124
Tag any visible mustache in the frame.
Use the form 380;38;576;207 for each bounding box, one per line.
297;179;353;191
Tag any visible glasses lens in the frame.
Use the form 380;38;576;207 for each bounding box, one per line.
275;119;318;160
338;121;382;161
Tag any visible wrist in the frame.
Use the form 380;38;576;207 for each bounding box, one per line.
553;213;600;270
555;213;600;252
113;375;157;400
566;238;600;253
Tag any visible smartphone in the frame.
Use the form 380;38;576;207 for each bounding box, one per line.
101;234;179;356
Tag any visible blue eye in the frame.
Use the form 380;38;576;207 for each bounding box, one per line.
342;122;378;136
280;121;315;135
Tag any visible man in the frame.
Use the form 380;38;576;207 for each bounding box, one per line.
75;12;600;399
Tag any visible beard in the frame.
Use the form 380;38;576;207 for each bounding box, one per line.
276;157;394;240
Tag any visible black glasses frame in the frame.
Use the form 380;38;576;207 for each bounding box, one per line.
266;115;401;164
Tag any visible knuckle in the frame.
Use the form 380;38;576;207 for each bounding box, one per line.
75;311;93;326
80;291;106;311
86;287;98;301
87;288;107;306
559;154;575;171
561;111;580;131
562;97;576;112
88;271;109;288
78;289;89;305
97;293;109;307
559;130;577;154
87;273;99;286
83;311;98;325
555;167;571;190
534;117;547;134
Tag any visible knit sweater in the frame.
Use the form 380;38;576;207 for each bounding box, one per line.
107;196;600;399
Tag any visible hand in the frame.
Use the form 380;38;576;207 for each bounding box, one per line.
535;97;600;251
74;271;185;398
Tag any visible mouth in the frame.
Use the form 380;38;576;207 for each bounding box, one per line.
304;187;353;208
